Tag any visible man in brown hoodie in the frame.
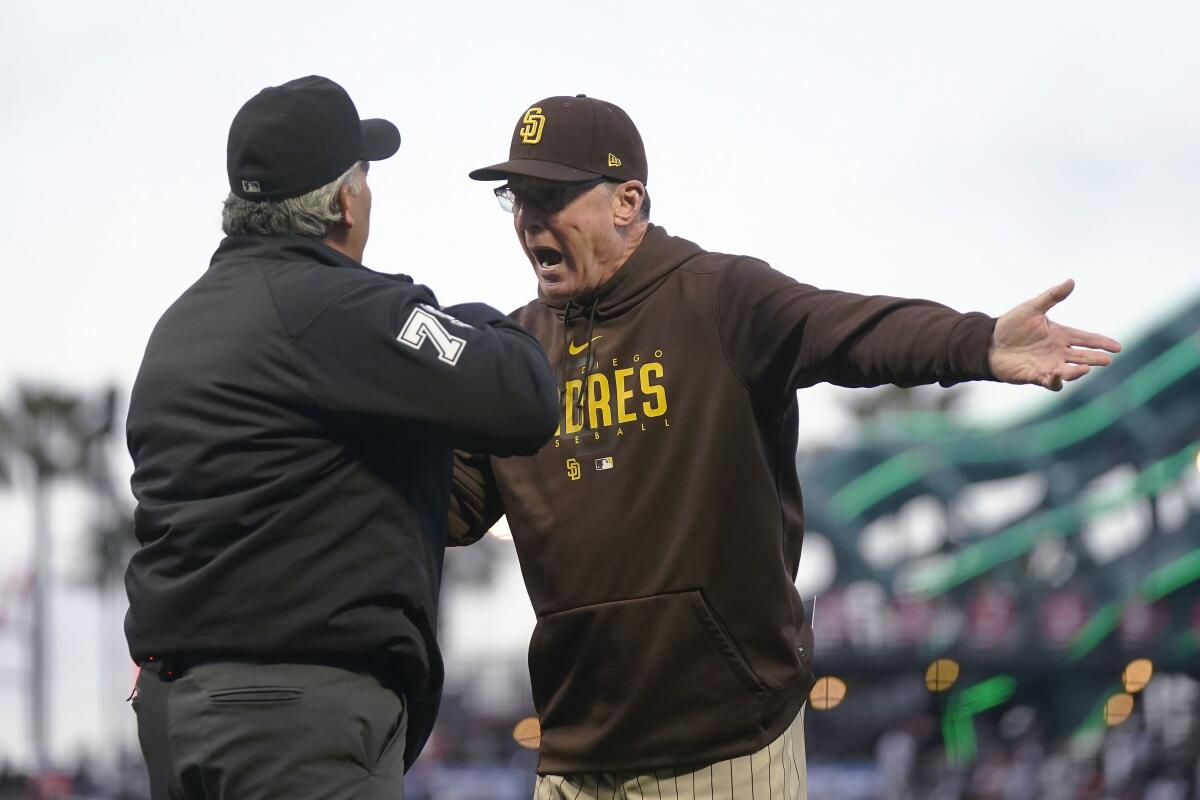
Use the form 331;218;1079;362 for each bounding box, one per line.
452;95;1121;799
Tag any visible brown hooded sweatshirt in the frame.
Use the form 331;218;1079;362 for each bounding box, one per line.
451;224;996;774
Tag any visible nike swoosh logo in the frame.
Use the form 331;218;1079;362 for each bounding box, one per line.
568;336;603;356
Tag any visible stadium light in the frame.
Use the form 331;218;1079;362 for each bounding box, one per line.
925;658;960;692
1122;658;1154;693
809;676;847;710
512;716;541;749
1104;693;1134;727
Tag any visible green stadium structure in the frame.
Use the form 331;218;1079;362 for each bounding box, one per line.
798;294;1200;677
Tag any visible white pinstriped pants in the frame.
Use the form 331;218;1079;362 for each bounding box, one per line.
533;707;806;800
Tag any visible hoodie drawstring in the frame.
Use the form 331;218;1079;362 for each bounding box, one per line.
578;299;599;419
560;300;575;393
561;298;599;432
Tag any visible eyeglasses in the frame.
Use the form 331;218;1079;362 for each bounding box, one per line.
494;177;611;215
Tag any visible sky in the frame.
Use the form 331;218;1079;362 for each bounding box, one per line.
1;0;1198;767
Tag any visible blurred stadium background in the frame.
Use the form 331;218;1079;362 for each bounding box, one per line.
1;295;1196;799
3;0;1198;795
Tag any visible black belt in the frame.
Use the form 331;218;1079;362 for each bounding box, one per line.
139;654;387;682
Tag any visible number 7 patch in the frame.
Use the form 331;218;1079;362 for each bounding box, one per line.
397;305;468;366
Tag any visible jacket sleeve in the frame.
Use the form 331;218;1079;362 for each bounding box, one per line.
447;450;505;546
717;259;997;402
293;281;558;455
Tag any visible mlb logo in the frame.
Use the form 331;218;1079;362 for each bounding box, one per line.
595;457;614;471
241;180;262;193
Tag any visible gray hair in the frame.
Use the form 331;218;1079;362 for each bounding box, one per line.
221;161;366;237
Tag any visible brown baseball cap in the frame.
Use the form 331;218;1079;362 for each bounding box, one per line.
469;95;647;184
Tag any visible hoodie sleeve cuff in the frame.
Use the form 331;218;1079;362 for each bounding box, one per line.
942;312;997;385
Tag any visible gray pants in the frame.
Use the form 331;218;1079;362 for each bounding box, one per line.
534;707;807;800
133;662;407;800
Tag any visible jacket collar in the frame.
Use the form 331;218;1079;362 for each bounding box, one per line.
211;234;413;283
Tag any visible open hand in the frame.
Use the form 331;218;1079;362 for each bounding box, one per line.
988;279;1122;391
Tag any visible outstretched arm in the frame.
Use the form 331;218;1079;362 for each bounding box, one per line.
988;279;1122;391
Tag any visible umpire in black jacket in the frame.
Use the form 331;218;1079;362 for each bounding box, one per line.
123;76;558;800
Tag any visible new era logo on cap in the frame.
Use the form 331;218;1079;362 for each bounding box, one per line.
607;153;622;167
241;180;262;193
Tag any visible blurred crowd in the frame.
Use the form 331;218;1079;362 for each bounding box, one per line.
0;751;145;800
5;700;1195;800
853;713;1199;800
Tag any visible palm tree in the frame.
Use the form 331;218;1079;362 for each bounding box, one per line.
0;385;123;770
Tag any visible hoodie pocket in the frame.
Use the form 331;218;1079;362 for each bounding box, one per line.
528;590;770;765
686;591;770;694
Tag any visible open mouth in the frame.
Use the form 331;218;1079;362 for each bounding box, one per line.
531;247;563;268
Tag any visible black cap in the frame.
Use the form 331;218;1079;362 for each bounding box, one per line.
227;75;401;201
469;95;647;185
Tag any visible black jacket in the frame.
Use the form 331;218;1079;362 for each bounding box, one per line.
125;234;557;767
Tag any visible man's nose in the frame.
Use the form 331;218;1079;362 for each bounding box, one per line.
514;202;546;231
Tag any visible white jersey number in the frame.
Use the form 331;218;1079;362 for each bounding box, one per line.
397;305;467;366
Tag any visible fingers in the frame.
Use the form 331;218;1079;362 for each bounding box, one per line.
1064;349;1113;367
1038;363;1092;391
1054;364;1091;387
1067;327;1122;353
1041;367;1089;391
1031;278;1075;314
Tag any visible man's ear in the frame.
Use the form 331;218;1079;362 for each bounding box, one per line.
337;183;357;229
611;181;645;227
